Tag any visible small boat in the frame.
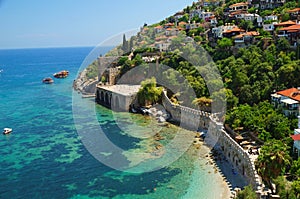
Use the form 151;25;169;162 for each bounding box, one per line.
53;70;69;78
3;128;12;135
42;77;54;84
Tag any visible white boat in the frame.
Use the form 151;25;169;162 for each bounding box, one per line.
3;128;12;135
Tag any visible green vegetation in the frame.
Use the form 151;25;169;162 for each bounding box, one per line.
137;77;163;106
255;140;291;193
85;60;99;79
236;185;257;199
83;0;300;194
226;102;294;141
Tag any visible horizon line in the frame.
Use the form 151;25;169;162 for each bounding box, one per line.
0;45;117;50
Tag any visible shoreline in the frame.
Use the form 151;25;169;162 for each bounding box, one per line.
74;86;248;198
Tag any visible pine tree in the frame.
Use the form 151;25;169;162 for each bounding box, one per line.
122;34;128;52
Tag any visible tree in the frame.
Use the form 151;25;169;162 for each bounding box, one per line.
217;37;233;50
281;12;290;22
277;37;290;53
255;140;291;193
122;34;129;52
236;185;257;199
273;176;294;198
137;77;163;106
240;20;254;31
292;179;300;199
192;97;212;111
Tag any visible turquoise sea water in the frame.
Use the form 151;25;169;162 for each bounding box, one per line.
0;47;229;199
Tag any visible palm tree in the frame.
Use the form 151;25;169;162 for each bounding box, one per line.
255;140;291;193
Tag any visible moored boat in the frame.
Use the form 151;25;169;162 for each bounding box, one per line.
42;77;54;84
53;70;69;78
3;128;12;135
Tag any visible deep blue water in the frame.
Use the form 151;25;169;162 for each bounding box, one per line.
0;47;228;199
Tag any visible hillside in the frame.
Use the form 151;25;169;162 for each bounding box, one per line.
79;0;300;197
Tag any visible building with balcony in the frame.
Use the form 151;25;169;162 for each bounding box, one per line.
229;2;249;13
271;88;300;117
251;0;285;10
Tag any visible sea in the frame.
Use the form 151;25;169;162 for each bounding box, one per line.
0;47;230;199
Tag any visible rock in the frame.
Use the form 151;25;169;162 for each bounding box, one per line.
158;116;166;123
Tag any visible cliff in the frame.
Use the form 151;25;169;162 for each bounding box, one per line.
73;68;98;95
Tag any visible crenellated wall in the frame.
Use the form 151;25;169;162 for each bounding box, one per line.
162;91;211;130
161;91;263;196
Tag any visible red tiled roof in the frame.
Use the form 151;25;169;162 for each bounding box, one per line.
280;24;300;31
229;2;248;8
155;25;163;29
178;21;187;26
277;88;300;102
230;10;248;15
224;27;245;33
234;34;244;39
233;31;260;39
288;8;300;13
291;134;300;141
245;31;260;36
274;20;296;26
164;23;174;26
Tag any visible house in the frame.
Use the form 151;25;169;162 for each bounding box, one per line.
264;15;278;21
199;11;214;21
174;11;185;20
199;0;223;7
263;22;277;32
223;26;245;37
190;9;201;18
230;10;248;19
257;16;263;27
233;31;260;47
178;21;187;28
165;28;179;36
288;8;300;20
209;17;218;27
229;2;249;13
271;88;300;116
277;24;300;45
155;41;171;52
186;22;200;30
251;0;285;10
164;23;175;29
154;25;164;34
292;117;300;157
244;13;257;21
212;24;238;38
274;20;296;28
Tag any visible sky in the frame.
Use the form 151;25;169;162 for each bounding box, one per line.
0;0;195;49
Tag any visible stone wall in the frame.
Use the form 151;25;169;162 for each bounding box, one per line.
97;56;120;82
209;120;262;193
161;91;263;196
161;91;211;130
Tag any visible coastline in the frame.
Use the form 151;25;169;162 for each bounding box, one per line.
73;82;248;198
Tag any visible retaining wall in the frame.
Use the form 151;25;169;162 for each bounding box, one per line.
161;91;263;196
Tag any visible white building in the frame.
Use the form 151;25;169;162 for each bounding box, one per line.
263;22;277;32
271;88;300;117
264;15;278;21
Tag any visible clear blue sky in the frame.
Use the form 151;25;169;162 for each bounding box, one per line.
0;0;194;49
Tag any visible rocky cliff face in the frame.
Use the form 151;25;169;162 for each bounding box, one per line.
73;69;98;95
73;56;121;95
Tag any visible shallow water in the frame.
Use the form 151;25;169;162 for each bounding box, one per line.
0;47;229;199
